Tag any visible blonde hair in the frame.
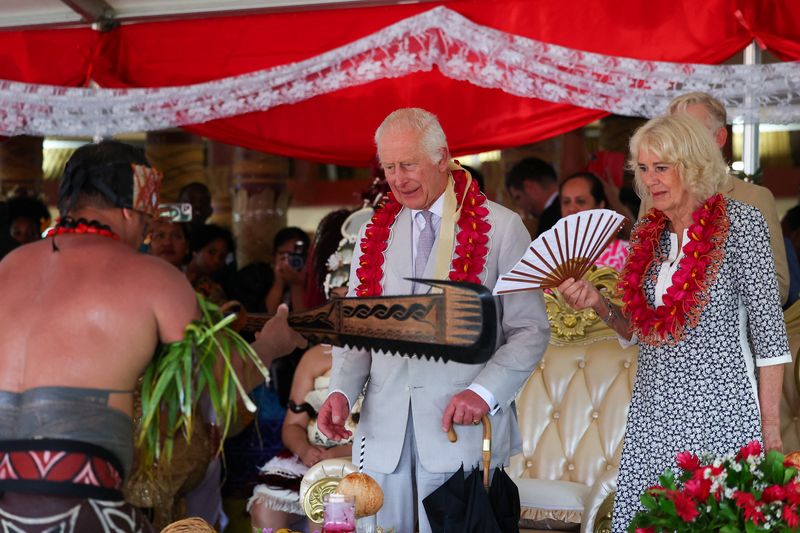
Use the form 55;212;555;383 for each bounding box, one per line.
374;108;448;164
628;114;729;204
668;92;727;131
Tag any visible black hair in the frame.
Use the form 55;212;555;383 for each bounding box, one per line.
460;164;485;193
227;261;274;313
6;196;51;227
189;223;235;255
560;172;608;207
310;209;352;290
57;140;149;216
505;157;557;191
273;226;310;252
784;205;800;232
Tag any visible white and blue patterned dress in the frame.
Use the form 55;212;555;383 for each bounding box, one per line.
612;199;792;532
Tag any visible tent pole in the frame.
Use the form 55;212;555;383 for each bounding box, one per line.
742;41;761;177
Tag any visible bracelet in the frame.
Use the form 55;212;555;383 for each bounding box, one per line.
602;297;615;324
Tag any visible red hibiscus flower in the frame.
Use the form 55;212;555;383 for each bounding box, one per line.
736;441;762;461
734;491;765;525
672;491;699;522
785;504;799;528
761;484;786;503
684;478;711;502
784;480;800;505
676;451;701;472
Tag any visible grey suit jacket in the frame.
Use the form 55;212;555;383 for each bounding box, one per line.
328;199;550;474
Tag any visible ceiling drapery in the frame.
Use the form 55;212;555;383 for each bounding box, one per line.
0;0;798;165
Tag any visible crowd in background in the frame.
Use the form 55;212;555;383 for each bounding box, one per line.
0;108;799;532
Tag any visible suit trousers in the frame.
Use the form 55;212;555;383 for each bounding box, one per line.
364;403;456;533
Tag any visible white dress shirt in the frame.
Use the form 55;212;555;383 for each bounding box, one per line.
412;194;499;414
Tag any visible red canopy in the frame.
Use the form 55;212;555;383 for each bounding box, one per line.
0;0;798;165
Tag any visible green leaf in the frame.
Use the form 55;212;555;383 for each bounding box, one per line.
640;492;659;511
134;293;269;469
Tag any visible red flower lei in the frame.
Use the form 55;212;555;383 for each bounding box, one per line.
47;217;120;241
618;194;729;345
355;167;491;297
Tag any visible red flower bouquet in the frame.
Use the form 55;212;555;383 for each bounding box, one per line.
630;441;800;532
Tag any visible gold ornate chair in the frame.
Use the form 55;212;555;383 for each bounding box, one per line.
297;270;800;533
511;267;634;533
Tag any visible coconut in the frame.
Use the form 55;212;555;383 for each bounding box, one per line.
335;472;384;517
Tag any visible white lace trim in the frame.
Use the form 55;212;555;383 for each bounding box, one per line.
258;454;309;479
1;6;798;137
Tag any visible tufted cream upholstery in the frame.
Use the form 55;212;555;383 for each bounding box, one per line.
510;267;634;532
511;282;800;533
780;303;800;453
299;273;800;533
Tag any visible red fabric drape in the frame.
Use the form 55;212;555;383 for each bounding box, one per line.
0;26;99;86
0;0;798;163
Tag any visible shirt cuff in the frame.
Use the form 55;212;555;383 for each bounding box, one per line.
327;388;352;410
468;383;500;415
756;353;793;367
618;334;638;349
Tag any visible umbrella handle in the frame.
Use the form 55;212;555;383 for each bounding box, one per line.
446;416;493;489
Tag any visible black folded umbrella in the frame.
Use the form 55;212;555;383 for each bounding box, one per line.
489;467;521;533
423;417;520;533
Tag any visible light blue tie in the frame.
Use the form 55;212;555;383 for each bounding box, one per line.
414;211;436;289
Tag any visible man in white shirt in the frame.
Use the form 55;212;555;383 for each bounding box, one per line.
318;108;550;533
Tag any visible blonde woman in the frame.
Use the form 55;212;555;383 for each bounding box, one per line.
558;114;791;532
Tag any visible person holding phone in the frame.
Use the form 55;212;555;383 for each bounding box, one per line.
266;227;310;313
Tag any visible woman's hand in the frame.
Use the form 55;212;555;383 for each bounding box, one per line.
557;278;604;314
299;444;326;467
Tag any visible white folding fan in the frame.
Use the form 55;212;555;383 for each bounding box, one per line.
493;208;626;294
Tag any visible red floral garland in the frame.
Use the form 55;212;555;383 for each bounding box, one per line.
618;194;729;345
355;167;490;297
47;217;121;241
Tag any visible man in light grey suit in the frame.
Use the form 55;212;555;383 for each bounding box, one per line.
318;108;550;533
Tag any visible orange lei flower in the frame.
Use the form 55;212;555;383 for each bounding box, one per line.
618;194;729;345
355;166;490;297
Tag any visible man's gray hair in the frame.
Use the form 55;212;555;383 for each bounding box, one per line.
668;92;727;131
374;108;448;164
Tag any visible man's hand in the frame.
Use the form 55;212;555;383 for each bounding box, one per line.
299;444;326;467
252;303;307;363
442;389;490;432
317;392;352;441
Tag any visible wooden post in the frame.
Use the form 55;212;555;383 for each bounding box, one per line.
0;136;44;198
145;130;206;203
231;147;291;267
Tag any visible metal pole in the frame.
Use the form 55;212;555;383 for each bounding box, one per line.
742;41;761;177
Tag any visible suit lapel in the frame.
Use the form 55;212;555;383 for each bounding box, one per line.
385;208;414;295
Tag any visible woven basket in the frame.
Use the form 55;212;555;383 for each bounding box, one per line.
160;517;216;533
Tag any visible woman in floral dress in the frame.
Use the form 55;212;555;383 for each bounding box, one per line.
558;114;791;532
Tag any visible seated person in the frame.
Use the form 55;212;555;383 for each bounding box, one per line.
559;172;629;271
266;227;310;313
248;342;358;529
6;195;50;245
249;210;361;530
186;224;235;304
